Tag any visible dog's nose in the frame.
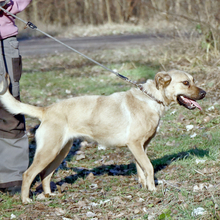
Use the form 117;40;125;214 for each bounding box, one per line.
199;89;206;99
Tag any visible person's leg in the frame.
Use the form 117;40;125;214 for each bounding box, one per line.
0;36;29;193
0;135;29;193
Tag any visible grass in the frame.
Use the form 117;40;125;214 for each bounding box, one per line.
1;38;220;219
20;52;158;106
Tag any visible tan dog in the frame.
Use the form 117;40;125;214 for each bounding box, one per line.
0;70;206;203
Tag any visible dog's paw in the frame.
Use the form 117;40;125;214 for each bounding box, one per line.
148;184;157;192
49;192;57;197
138;178;147;188
22;197;33;204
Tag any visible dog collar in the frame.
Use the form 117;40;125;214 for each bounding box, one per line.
137;84;165;106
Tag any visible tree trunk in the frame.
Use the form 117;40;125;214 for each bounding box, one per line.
32;0;39;23
115;0;123;23
105;0;112;24
64;0;70;25
99;0;105;24
84;0;89;24
89;0;94;24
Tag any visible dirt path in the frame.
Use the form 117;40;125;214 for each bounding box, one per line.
19;34;169;57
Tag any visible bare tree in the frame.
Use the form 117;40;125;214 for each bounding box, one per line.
105;0;112;23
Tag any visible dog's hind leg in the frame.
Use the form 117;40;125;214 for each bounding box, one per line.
40;140;73;195
127;142;156;191
21;125;67;204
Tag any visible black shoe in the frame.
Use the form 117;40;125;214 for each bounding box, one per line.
0;185;21;195
0;186;33;197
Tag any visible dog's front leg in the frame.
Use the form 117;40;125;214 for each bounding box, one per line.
127;142;156;191
136;162;147;188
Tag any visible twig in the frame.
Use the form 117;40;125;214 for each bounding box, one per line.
159;62;166;71
194;169;205;176
161;179;186;192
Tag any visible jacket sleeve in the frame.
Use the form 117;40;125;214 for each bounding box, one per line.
5;0;32;14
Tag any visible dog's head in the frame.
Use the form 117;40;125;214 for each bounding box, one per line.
155;70;206;110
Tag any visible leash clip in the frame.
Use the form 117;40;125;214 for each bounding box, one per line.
26;21;37;30
117;73;128;81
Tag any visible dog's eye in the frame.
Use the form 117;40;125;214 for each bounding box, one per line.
183;81;189;86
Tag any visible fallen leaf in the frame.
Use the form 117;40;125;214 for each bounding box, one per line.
113;196;124;203
148;214;156;220
191;207;207;217
207;106;215;111
36;193;46;201
89;183;98;189
76;154;86;161
60;182;71;192
143;207;147;212
73;215;81;220
76;150;85;155
186;124;194;131
166;140;175;146
89;202;99;207
195;159;206;164
98;145;106;150
193;183;213;192
76;200;87;208
87;172;94;180
202;167;216;173
10;214;16;219
190;133;197;138
203;116;211;123
103;160;114;165
113;213;124;218
170;110;176;115
86;211;96;217
55;207;66;216
134;208;140;214
100;199;111;206
137;198;145;202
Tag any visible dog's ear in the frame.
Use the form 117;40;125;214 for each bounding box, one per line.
155;72;172;90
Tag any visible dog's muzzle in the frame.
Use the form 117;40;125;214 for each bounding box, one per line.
177;88;206;111
198;89;206;100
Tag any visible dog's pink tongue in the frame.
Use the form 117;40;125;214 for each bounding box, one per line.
187;98;202;111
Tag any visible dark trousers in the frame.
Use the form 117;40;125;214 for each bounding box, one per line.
0;36;29;186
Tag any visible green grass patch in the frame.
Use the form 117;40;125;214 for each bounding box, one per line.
20;58;157;106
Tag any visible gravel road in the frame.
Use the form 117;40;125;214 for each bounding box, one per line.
19;34;168;57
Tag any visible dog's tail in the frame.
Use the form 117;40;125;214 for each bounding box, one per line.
0;76;44;120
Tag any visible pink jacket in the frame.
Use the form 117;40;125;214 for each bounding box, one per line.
0;0;32;39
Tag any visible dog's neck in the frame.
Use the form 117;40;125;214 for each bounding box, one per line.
141;80;169;106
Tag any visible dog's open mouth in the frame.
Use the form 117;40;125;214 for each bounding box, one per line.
177;95;202;110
